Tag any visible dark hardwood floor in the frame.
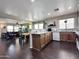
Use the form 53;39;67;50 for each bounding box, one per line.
0;39;79;59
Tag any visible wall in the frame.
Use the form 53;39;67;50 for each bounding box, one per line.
44;12;78;31
0;23;6;38
32;21;44;30
0;18;17;38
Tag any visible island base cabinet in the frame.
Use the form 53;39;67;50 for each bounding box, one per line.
45;33;52;44
32;32;52;50
40;34;46;48
32;35;41;50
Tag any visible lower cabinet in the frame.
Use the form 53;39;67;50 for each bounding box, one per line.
32;32;52;50
60;32;76;42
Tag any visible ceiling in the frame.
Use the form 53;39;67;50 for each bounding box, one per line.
0;0;78;23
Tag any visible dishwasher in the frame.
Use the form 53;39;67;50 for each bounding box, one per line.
53;32;60;41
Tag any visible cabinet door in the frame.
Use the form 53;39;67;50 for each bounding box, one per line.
48;32;52;42
67;33;76;42
32;35;41;49
40;34;45;48
60;32;76;42
45;33;48;44
60;32;68;41
45;32;52;44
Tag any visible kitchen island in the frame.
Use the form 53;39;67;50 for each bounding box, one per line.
30;31;76;51
30;32;52;51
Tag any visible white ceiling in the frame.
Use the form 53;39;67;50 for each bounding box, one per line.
0;0;78;22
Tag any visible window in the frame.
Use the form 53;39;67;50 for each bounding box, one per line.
34;23;43;29
29;25;32;29
59;18;74;29
39;23;43;29
59;20;65;29
67;18;74;29
14;26;19;32
7;25;13;32
34;24;38;29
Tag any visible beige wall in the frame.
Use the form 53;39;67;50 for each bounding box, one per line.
0;23;6;38
0;18;17;38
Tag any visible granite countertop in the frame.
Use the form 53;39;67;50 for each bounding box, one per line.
31;31;76;34
31;32;51;34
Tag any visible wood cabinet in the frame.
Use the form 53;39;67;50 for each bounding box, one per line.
60;32;76;42
32;32;52;50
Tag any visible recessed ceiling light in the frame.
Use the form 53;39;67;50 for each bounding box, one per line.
31;0;35;2
48;13;50;15
68;6;72;9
